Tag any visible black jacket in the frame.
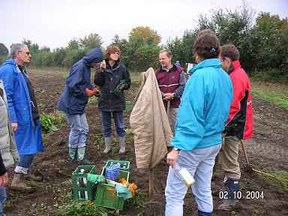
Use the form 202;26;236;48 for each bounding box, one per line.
94;59;131;111
0;154;6;176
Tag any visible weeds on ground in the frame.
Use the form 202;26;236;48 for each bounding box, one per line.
40;111;65;133
127;190;145;208
56;191;145;216
267;170;288;192
57;199;108;216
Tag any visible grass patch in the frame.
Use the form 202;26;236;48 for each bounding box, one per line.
252;81;288;109
259;170;288;192
130;71;144;84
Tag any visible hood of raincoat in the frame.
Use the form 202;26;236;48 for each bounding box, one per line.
83;48;104;65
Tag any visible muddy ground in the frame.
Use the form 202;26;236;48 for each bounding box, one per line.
5;69;288;216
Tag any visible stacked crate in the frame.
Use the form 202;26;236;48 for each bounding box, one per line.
72;165;97;200
95;160;130;210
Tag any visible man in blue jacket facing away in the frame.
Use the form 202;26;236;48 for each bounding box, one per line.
0;43;44;191
57;48;104;164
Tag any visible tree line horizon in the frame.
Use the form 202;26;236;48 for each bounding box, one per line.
0;7;287;82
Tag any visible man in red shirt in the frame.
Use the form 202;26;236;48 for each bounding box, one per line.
218;44;254;210
155;49;186;133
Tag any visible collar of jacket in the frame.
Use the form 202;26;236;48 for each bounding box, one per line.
231;60;241;70
189;58;222;75
3;59;23;74
3;59;16;67
159;64;178;73
105;59;121;72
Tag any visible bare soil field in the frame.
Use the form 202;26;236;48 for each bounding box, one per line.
5;69;288;216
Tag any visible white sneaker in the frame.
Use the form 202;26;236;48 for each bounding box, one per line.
119;147;126;154
103;147;111;154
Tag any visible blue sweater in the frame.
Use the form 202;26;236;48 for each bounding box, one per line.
171;58;233;150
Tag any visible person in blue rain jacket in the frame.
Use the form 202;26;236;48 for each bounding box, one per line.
0;43;44;191
57;48;104;163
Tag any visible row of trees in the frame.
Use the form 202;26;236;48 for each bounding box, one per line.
167;9;288;80
0;27;161;71
0;6;287;81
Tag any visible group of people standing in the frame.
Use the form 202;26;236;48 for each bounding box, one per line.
0;28;253;216
162;30;253;216
0;43;132;215
57;45;131;164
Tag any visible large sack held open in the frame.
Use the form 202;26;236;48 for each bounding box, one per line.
129;67;172;169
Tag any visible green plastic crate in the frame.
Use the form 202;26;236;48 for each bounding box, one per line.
104;160;130;171
95;167;130;210
72;165;97;200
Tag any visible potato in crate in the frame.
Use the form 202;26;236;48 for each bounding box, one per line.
72;165;97;200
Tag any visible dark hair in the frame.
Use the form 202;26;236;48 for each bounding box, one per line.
193;29;220;59
196;28;215;37
105;45;121;59
220;44;240;61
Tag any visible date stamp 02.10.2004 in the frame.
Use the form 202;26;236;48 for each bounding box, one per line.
218;190;264;200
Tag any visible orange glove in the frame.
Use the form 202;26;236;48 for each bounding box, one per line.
92;88;100;95
85;88;95;97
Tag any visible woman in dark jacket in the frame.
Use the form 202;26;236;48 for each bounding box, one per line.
94;45;131;154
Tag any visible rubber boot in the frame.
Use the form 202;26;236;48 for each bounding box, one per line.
218;178;240;210
68;148;77;161
103;137;112;154
11;173;33;191
77;147;90;164
119;136;126;154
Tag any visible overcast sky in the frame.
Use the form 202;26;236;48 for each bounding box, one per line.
0;0;287;50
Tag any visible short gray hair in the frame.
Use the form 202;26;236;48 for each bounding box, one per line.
159;49;172;58
9;43;27;59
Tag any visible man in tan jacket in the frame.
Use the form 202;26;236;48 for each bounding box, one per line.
0;79;19;215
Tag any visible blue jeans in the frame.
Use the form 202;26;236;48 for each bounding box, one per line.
18;154;34;168
165;144;221;215
15;154;35;174
66;113;89;148
100;111;125;138
0;187;7;216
